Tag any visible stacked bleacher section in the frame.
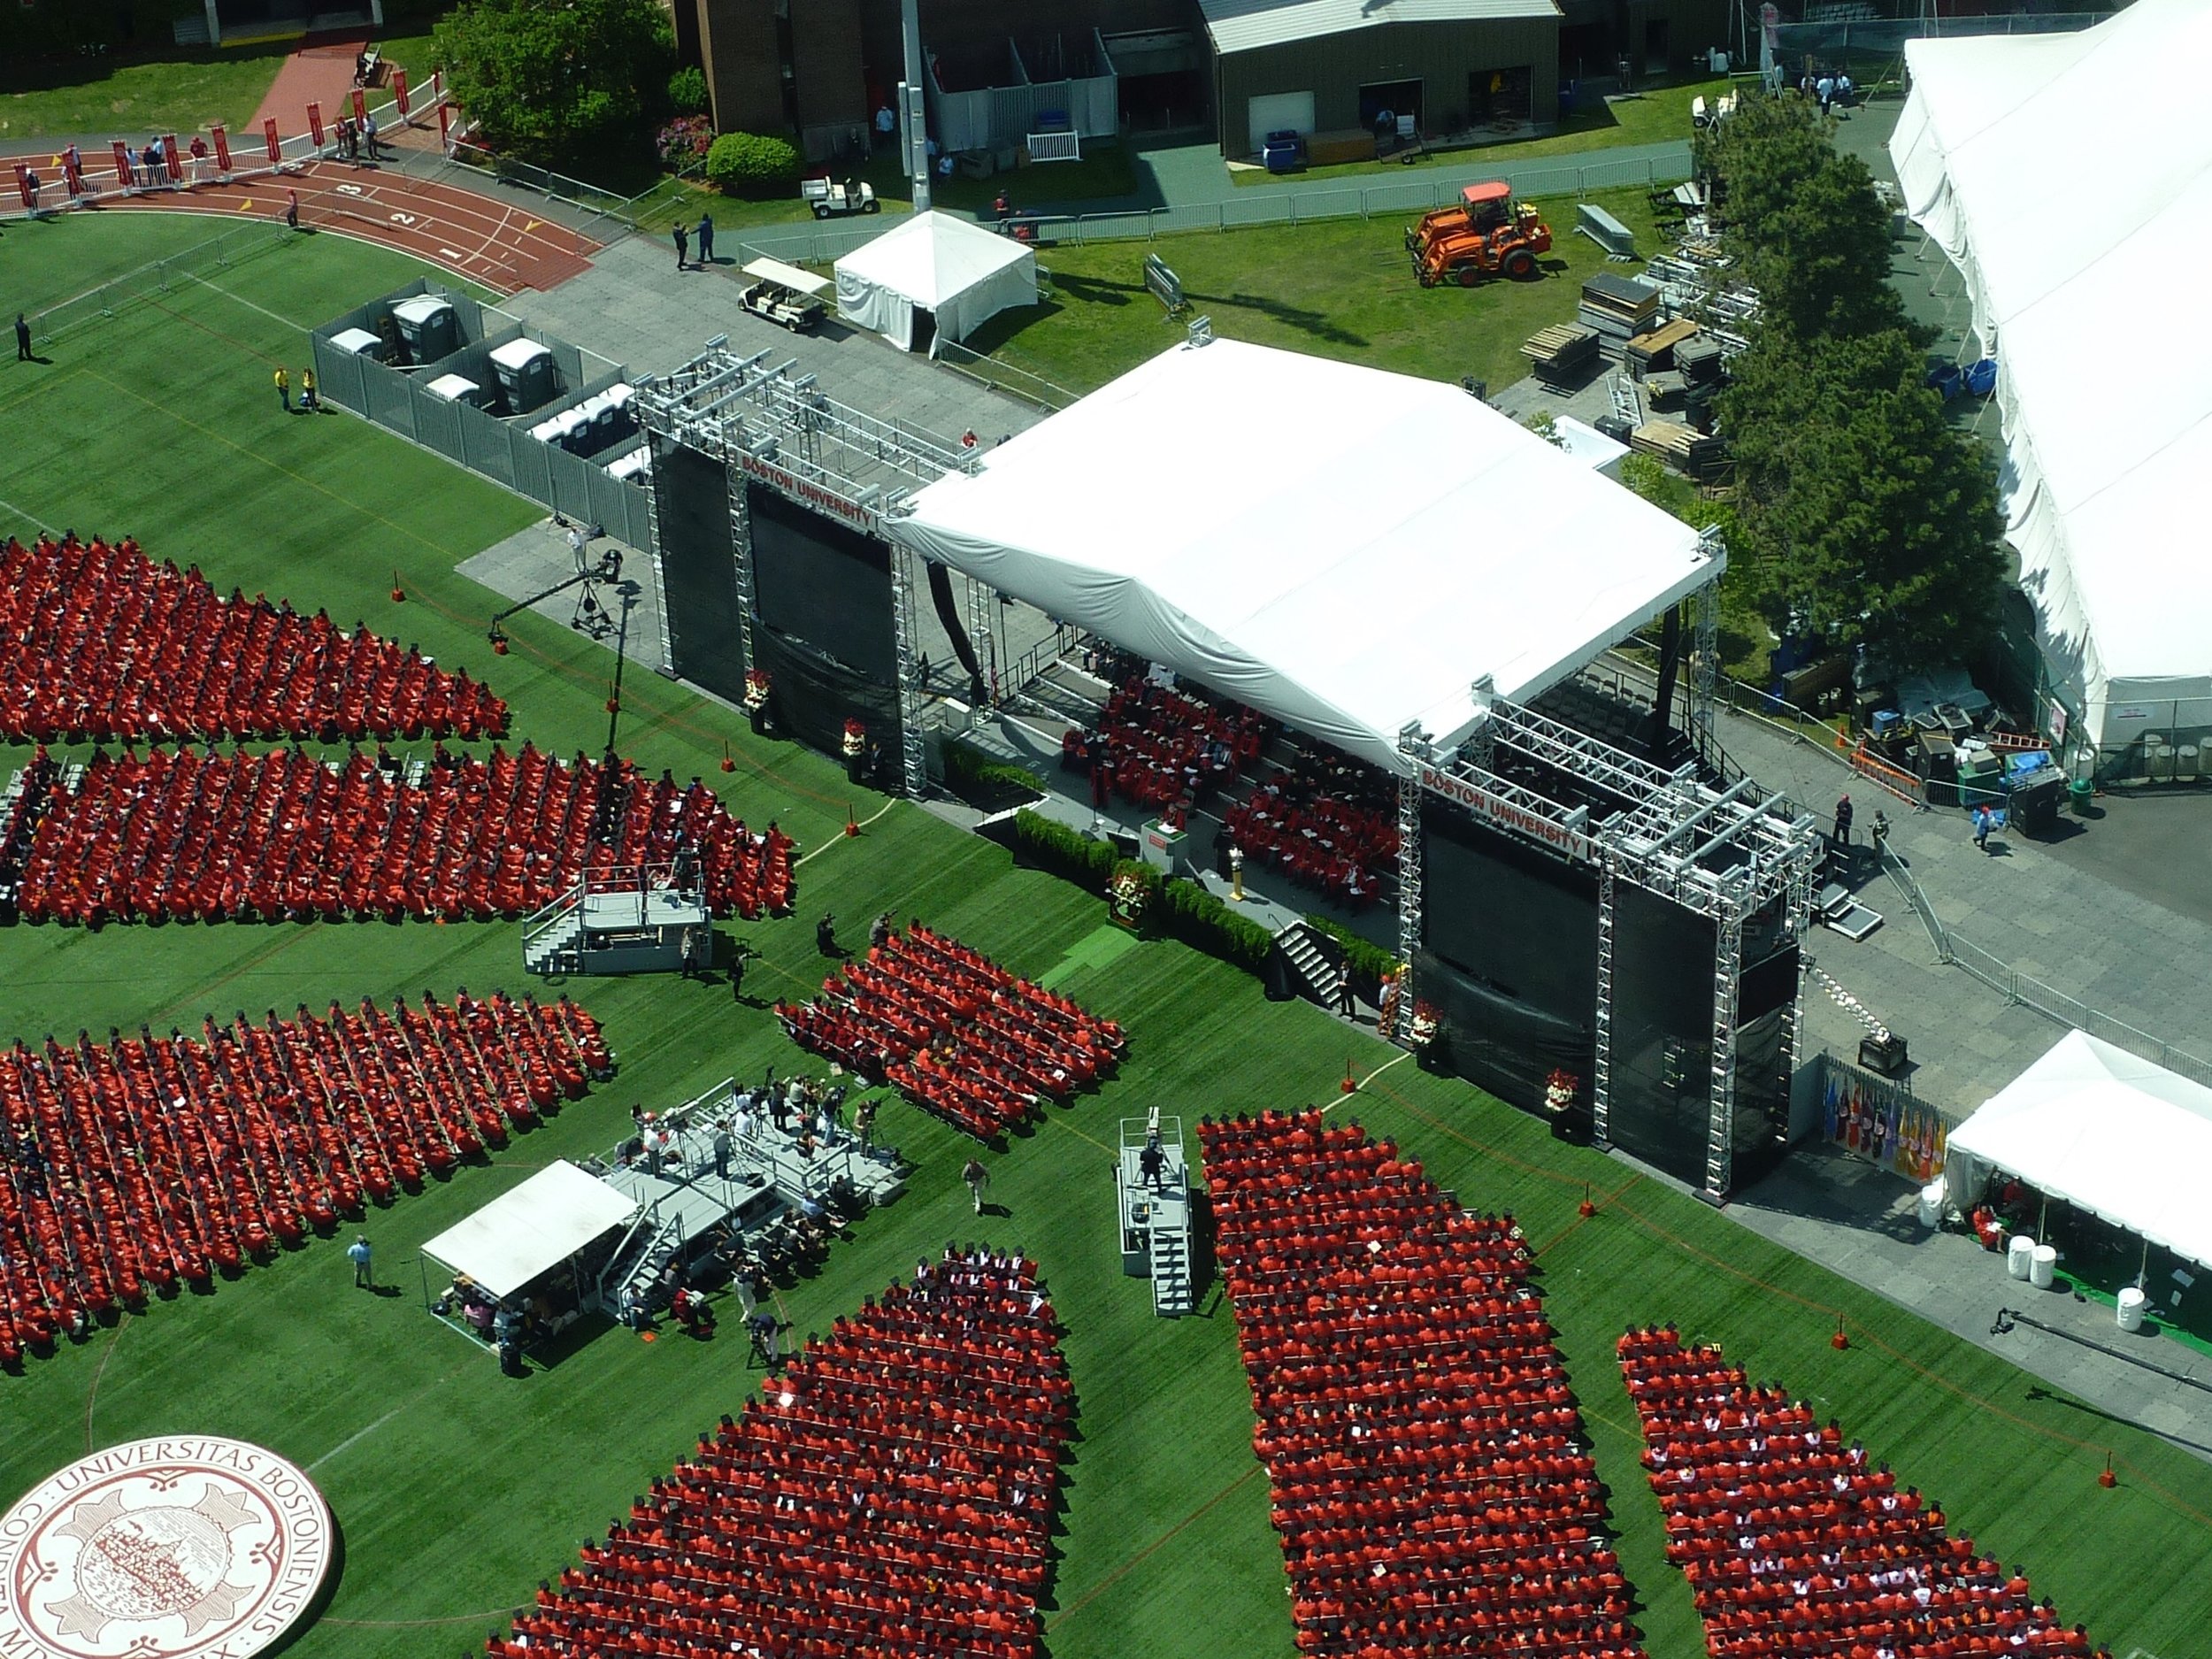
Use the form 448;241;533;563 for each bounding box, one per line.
492;1249;1069;1659
774;923;1124;1141
1617;1326;2104;1659
0;534;507;742
0;744;792;924
0;993;611;1364
1199;1109;1646;1659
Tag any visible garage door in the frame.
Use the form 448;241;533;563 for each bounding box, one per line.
1247;90;1316;155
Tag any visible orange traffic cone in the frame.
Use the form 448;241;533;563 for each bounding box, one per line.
605;697;619;715
491;636;508;655
1578;1182;1595;1219
1340;1059;1357;1095
2098;1452;2116;1489
844;806;860;838
719;741;735;774
1831;1315;1850;1350
389;569;405;603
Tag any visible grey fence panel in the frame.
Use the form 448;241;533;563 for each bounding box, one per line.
1144;203;1220;236
1071;211;1150;243
460;406;518;490
412;389;466;467
511;429;554;506
365;362;418;440
547;446;602;526
1361;178;1445;218
1219;195;1294;230
314;338;370;415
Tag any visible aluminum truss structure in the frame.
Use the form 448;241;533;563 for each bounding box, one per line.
1408;687;1822;1201
634;341;976;797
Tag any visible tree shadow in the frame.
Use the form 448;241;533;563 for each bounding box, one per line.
1189;289;1368;349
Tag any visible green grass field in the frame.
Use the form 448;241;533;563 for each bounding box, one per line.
1;216;2210;1659
0;45;292;146
962;184;1671;405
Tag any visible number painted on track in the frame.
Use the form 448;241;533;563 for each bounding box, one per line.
334;183;366;197
388;211;418;227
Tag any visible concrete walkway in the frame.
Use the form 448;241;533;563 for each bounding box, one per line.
247;31;372;139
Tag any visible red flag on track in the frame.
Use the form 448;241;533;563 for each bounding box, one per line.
437;101;452;152
351;88;368;127
308;101;326;148
161;134;182;184
392;68;411;119
61;146;86;196
11;164;32;211
211;123;232;173
263;117;281;164
112;139;134;188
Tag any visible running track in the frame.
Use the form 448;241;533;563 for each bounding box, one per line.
99;161;599;295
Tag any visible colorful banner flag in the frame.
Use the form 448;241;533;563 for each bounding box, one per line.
162;134;182;184
351;88;369;127
263;118;282;165
112;139;134;188
308;101;326;149
211;123;232;173
392;68;411;119
11;164;32;211
61;146;85;197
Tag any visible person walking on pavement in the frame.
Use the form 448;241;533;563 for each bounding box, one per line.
1971;803;1993;853
347;1234;373;1287
695;211;715;265
1335;970;1356;1019
963;1156;990;1215
14;313;31;363
1833;794;1855;847
363;111;380;159
673;220;690;271
285;188;300;230
274;365;290;411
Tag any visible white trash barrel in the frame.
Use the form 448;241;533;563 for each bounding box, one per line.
2007;1235;2036;1280
2118;1286;2147;1333
2030;1244;2057;1289
1916;1180;1944;1229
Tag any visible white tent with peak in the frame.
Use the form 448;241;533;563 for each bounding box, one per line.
1945;1030;2212;1272
1892;0;2212;760
833;211;1037;354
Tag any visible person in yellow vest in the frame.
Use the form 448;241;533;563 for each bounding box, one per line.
273;365;289;411
300;365;317;412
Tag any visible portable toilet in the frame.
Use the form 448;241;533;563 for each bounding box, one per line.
328;326;385;361
423;373;484;407
391;295;458;363
488;337;558;415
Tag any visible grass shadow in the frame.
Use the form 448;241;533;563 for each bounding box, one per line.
1192;289;1368;349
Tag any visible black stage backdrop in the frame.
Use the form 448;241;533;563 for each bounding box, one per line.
1418;800;1600;1108
650;440;749;706
1606;881;1717;1186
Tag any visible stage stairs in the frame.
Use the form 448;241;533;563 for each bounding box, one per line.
1118;1115;1194;1317
1274;919;1346;1009
522;908;584;976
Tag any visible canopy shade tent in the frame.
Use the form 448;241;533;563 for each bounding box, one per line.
833;211;1037;354
1893;0;2212;756
891;338;1716;772
419;1159;637;1302
1946;1031;2212;1273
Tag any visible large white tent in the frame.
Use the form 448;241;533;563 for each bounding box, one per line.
833;211;1037;354
1893;0;2212;759
1947;1030;2212;1271
419;1159;637;1301
892;338;1717;772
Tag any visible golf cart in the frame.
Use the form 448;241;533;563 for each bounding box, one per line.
737;256;830;333
802;175;879;219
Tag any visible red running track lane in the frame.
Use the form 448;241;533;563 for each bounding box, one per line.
101;162;598;295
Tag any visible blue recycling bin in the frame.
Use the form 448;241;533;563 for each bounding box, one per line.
1963;357;1998;396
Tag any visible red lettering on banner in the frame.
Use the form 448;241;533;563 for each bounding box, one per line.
211;123;232;173
1419;765;1591;862
736;451;878;530
113;139;135;187
262;118;281;165
307;101;326;148
392;68;411;118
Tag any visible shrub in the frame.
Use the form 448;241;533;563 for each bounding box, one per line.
943;739;1045;801
1159;878;1275;973
706;130;801;197
1302;915;1403;989
667;65;709;117
1011;810;1116;887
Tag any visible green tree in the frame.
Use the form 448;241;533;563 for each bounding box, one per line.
1749;151;1913;340
434;0;673;170
1695;90;1832;251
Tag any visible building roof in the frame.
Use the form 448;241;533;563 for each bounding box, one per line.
1199;0;1562;56
891;338;1714;774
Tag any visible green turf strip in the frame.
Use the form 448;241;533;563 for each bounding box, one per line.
0;219;2208;1659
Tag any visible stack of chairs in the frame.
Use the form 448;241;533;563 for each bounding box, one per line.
1063;674;1265;811
0;992;611;1365
490;1248;1070;1659
5;743;780;925
0;533;508;742
774;922;1124;1141
1199;1108;1646;1659
1617;1327;2107;1659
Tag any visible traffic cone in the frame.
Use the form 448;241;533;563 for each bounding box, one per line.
1578;1182;1595;1219
844;806;860;838
1340;1059;1357;1095
605;697;619;715
2098;1452;2116;1489
1831;1314;1850;1350
719;741;735;774
491;636;508;655
389;569;405;603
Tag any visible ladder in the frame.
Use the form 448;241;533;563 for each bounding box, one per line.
1592;866;1615;1146
1703;906;1743;1200
1609;373;1641;429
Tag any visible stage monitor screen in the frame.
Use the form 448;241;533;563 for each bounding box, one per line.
1420;799;1599;1025
747;482;897;681
1606;882;1717;1186
651;440;750;706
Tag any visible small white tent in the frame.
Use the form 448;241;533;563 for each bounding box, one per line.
419;1160;638;1301
834;211;1037;354
1946;1031;2212;1272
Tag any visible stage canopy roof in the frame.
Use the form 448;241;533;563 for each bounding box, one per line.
1893;0;2212;749
1199;0;1563;55
419;1159;637;1302
833;211;1036;354
1947;1031;2212;1271
892;338;1716;772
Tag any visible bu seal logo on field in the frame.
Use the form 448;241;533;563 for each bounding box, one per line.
0;1438;334;1659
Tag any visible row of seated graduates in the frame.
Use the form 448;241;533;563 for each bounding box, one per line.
0;746;61;916
1199;1108;1646;1659
1617;1325;2108;1659
488;1247;1070;1659
0;532;509;744
2;741;762;926
1062;659;1268;813
1222;738;1400;908
774;922;1124;1142
0;992;609;1364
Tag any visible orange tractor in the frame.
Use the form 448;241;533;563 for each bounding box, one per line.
1408;180;1553;287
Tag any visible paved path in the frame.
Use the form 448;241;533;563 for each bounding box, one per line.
248;31;370;139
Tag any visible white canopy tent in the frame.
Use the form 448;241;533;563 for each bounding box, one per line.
891;339;1717;772
1947;1031;2212;1272
419;1159;638;1302
833;211;1037;354
1893;0;2212;758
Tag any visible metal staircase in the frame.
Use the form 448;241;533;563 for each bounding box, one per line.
1273;920;1345;1009
1118;1115;1194;1318
1148;1212;1193;1317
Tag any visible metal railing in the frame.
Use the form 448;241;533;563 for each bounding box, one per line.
933;339;1079;411
444;142;708;242
28;219;292;347
1876;841;2212;1087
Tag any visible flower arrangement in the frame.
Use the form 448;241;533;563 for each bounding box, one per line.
841;718;866;758
657;116;712;167
742;669;772;711
1408;1001;1441;1049
1545;1069;1580;1116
